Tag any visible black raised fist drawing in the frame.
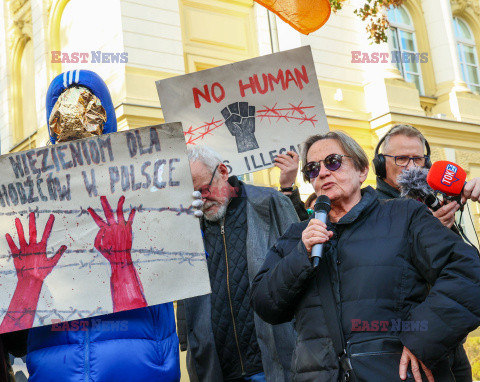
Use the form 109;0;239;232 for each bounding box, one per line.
221;102;258;153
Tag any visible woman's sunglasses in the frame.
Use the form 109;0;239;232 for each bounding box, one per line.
302;154;351;179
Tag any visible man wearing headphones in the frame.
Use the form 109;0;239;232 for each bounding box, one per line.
373;124;480;228
373;124;480;382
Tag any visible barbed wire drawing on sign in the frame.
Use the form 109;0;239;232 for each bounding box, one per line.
184;101;318;153
184;118;224;145
256;102;318;127
0;195;204;333
0;203;198;218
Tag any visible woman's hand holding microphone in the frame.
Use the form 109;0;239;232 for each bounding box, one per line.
302;219;334;259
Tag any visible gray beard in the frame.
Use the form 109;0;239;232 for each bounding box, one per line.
203;201;228;222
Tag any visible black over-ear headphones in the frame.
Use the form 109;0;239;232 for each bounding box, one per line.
372;126;431;179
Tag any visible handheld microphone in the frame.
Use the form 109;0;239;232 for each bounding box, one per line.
398;167;441;211
427;161;467;197
311;195;331;268
424;193;441;211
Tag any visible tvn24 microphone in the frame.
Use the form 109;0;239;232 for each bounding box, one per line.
426;161;480;250
311;195;331;268
398;167;441;211
427;161;467;197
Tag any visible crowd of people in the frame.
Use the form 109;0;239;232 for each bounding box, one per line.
1;70;480;382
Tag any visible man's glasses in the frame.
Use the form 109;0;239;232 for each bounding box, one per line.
383;155;427;167
199;164;219;198
302;154;351;179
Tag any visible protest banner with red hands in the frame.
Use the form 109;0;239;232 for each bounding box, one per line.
88;195;147;312
0;213;67;332
0;124;210;333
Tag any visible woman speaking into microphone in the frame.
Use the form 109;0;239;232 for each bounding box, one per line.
250;131;480;382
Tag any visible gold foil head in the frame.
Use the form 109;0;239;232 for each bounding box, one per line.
49;86;107;143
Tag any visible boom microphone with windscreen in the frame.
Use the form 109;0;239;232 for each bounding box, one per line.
398;167;441;211
427;161;467;196
398;167;432;199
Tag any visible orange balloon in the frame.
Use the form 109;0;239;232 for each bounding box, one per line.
255;0;331;35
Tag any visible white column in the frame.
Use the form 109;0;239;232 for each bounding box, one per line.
421;0;470;95
254;4;274;56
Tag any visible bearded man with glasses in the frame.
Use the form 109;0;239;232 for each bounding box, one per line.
176;145;298;382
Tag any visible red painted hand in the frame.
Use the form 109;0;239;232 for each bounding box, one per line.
88;195;136;265
88;196;147;312
1;213;66;333
6;213;67;282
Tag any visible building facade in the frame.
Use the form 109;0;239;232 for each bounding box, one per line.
2;0;480;236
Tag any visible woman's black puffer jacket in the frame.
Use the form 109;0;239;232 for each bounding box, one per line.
251;187;480;381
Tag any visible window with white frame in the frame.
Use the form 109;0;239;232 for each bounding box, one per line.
453;17;480;94
387;6;424;95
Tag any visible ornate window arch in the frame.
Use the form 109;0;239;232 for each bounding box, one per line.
453;17;480;94
47;0;71;79
387;5;424;95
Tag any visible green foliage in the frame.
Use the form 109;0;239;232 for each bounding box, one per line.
329;0;344;12
329;0;405;44
465;336;480;380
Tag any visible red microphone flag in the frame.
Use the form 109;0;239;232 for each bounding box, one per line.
427;161;467;196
